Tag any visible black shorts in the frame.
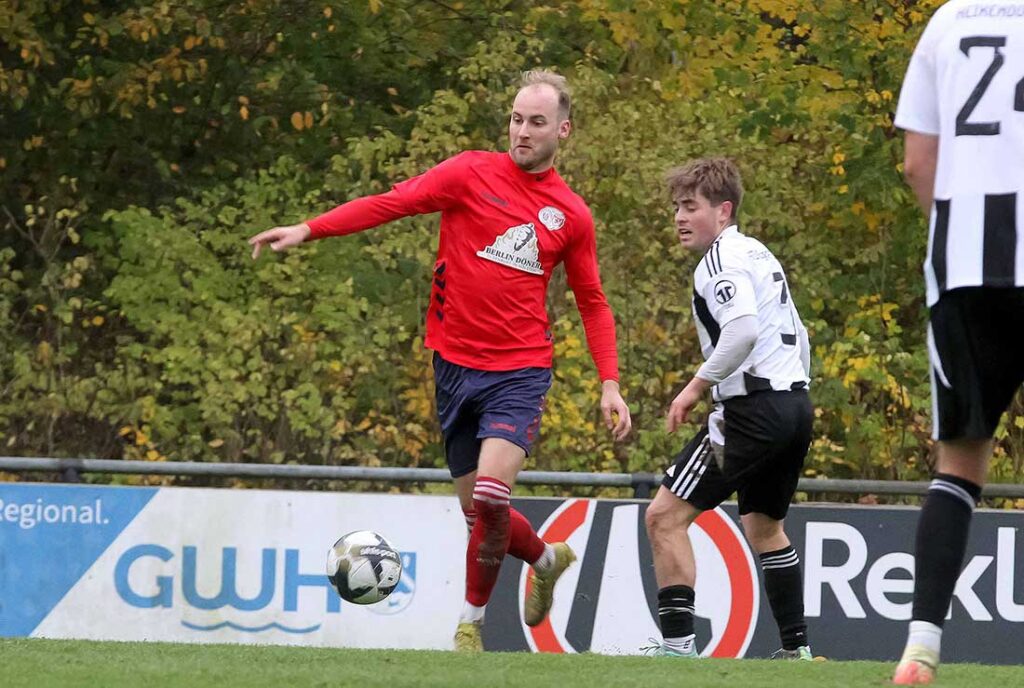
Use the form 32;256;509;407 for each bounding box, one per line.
661;390;813;521
928;287;1024;441
433;352;552;479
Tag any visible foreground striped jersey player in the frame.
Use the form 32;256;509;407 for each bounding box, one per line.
248;70;632;651
643;158;815;660
893;1;1024;684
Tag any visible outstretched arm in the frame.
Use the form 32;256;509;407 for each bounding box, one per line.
248;190;410;259
248;152;469;259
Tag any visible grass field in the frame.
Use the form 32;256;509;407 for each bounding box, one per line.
4;639;1022;688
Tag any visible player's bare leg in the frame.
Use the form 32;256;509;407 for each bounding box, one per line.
647;487;700;587
894;439;989;685
742;512;812;661
643;487;701;657
453;471;478;534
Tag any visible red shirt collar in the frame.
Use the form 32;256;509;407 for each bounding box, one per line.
503;151;557;183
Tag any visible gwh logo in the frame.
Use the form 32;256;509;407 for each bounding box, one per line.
114;545;417;633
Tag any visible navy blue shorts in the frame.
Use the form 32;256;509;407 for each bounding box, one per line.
432;352;552;479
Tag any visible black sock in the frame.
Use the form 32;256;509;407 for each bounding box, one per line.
657;585;695;640
760;545;807;651
911;473;981;626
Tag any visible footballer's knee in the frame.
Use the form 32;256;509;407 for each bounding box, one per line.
453;472;477;512
741;512;788;553
936;439;992;486
645;489;698;546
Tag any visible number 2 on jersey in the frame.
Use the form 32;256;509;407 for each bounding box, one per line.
956;35;1024;136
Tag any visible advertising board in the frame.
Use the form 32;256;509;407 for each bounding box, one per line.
2;483;1020;662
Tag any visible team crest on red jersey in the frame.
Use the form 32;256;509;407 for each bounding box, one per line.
538;206;566;231
476;222;544;275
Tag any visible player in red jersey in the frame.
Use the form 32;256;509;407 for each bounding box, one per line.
248;70;631;651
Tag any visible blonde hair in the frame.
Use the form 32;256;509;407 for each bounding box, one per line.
519;70;571;120
666;157;744;221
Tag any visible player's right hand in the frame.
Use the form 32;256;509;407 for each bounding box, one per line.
600;380;632;442
665;377;711;434
248;223;311;260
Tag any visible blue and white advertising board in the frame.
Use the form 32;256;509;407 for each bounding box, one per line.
2;482;1022;663
1;483;463;648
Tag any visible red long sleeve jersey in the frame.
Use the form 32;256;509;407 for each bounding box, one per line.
306;151;619;380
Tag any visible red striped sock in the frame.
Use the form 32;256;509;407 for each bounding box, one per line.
506;507;545;564
465;477;511;607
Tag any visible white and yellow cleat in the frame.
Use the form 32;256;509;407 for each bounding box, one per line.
892;644;938;685
524;542;577;627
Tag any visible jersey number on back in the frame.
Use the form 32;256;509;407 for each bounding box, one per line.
956;36;1024;136
773;272;798;346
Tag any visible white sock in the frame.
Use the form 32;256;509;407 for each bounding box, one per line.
906;620;942;657
532;544;556;573
459;601;486;624
663;634;696;654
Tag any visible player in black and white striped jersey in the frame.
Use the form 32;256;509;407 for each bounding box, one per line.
642;158;815;661
893;1;1024;684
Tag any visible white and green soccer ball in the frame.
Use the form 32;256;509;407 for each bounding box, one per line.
326;530;403;605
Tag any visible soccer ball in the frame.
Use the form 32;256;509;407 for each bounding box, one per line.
326;530;403;604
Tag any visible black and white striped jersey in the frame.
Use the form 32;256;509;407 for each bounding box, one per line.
692;225;810;402
895;0;1024;306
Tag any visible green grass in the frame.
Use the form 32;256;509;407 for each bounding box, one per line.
2;639;1020;687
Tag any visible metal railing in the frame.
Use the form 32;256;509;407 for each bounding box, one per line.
4;455;1024;499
